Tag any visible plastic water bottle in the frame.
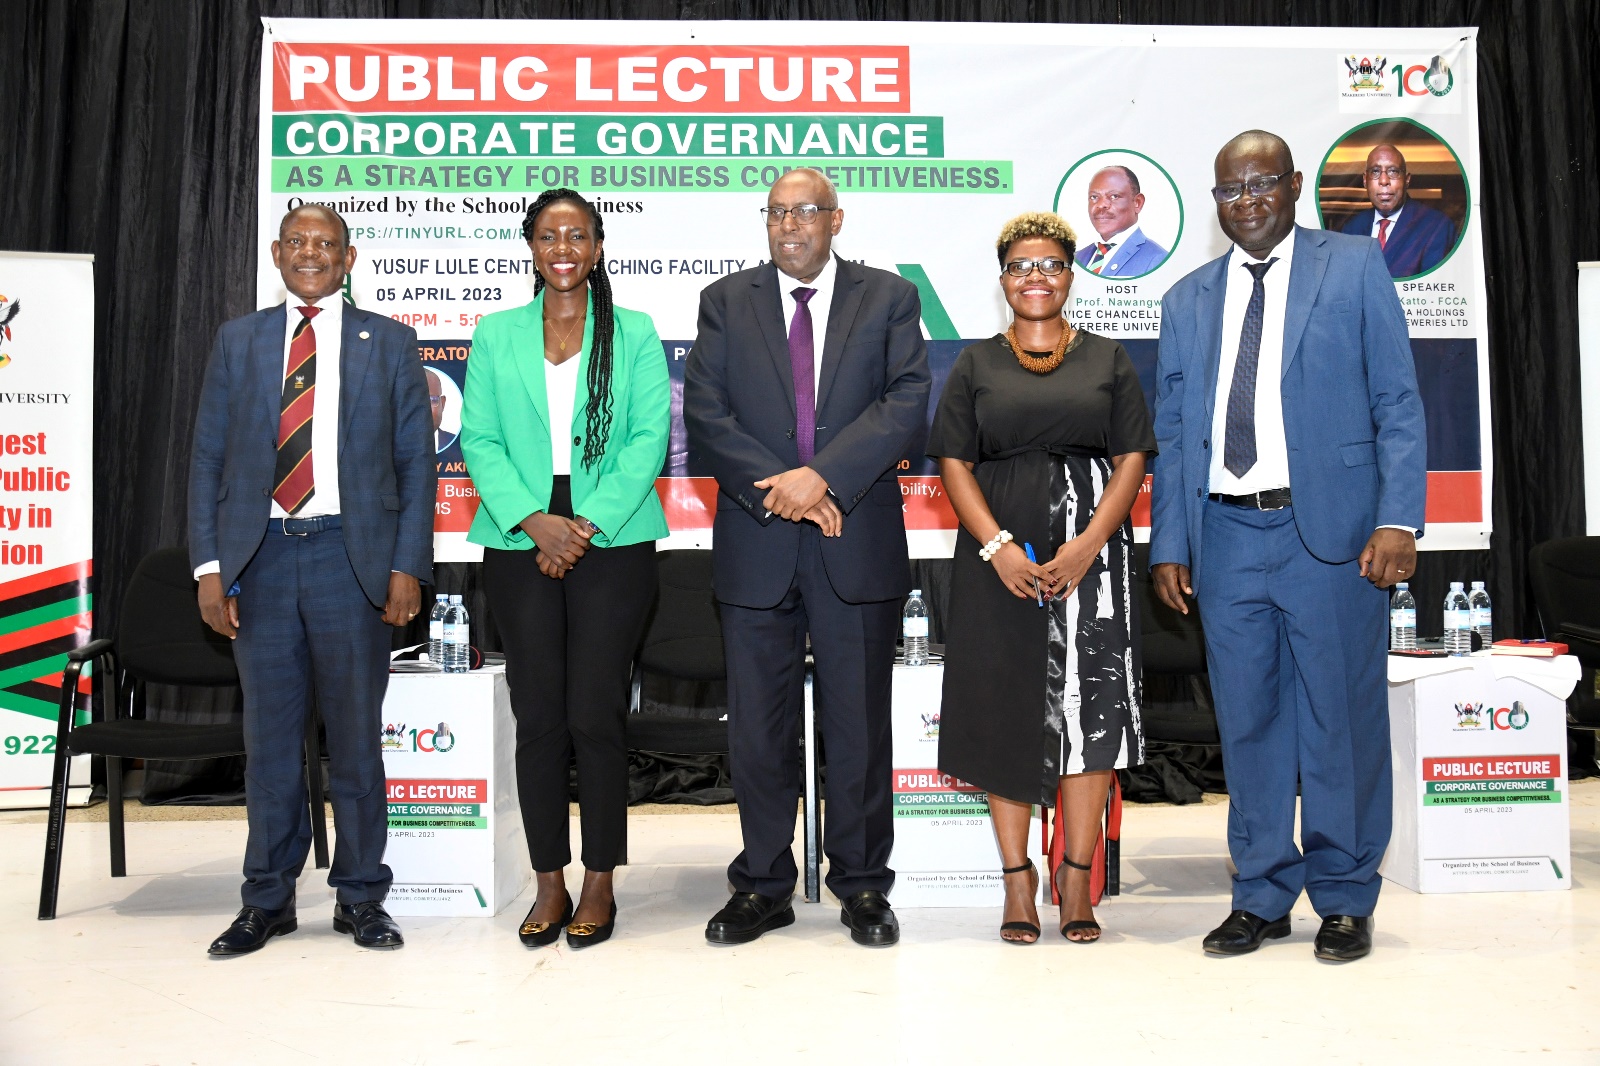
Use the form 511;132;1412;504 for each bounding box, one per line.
1389;583;1417;650
443;594;470;673
427;594;448;669
1469;581;1493;650
902;589;929;666
1443;582;1473;656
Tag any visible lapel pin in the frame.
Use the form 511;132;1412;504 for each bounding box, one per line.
359;330;370;340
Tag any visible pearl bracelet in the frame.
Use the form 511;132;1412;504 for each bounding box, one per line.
979;529;1013;562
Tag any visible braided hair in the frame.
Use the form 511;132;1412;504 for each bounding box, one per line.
521;188;615;472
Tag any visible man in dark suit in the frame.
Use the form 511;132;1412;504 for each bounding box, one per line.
1339;144;1456;278
1150;131;1426;963
189;204;436;956
684;168;930;947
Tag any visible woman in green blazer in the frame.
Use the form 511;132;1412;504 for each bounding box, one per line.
461;189;669;950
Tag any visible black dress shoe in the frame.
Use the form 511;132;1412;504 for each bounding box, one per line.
839;890;900;947
1314;915;1373;961
1202;909;1291;956
207;905;297;957
333;901;404;949
705;892;795;945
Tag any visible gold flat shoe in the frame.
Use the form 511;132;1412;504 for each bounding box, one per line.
566;901;617;950
518;893;573;948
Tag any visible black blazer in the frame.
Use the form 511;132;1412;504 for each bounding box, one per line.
684;256;930;608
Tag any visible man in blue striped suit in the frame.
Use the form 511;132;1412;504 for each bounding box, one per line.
188;205;436;956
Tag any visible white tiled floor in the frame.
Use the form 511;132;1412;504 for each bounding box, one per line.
4;787;1599;1065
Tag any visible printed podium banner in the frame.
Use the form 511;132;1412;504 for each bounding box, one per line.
1384;657;1575;893
380;667;526;916
0;253;94;810
257;19;1490;560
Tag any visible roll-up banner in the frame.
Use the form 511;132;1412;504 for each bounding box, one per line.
0;252;94;809
258;20;1488;560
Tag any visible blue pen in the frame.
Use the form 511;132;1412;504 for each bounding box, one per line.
1023;543;1044;608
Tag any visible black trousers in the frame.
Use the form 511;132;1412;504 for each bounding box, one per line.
482;478;657;873
721;524;899;899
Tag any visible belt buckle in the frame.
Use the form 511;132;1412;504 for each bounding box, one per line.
1258;491;1287;512
282;517;311;537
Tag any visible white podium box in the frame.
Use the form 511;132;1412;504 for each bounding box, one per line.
379;667;527;916
887;663;1045;907
1382;654;1581;894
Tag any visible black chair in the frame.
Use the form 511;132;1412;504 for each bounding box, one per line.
1528;537;1600;758
626;549;729;756
38;547;328;920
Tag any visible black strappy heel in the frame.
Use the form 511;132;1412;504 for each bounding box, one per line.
1056;857;1102;943
999;861;1041;944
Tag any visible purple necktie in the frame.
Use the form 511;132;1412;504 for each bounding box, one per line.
789;286;817;464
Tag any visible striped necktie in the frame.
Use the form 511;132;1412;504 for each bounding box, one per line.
273;305;320;513
1088;242;1112;275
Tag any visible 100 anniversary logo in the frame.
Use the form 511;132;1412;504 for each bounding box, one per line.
0;295;20;369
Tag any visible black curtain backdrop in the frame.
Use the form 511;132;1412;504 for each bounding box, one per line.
1;0;1595;676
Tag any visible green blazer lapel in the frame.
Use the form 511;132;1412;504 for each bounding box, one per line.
513;295;549;431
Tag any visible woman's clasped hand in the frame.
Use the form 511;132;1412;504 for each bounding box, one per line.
521;511;597;578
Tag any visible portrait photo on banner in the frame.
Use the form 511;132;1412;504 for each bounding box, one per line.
1316;118;1469;281
1052;149;1183;282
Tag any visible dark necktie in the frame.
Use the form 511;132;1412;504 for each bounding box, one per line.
789;286;817;464
1222;258;1278;478
1377;217;1391;249
273;305;320;513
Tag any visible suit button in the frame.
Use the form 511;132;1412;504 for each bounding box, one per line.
1202;439;1209;449
573;436;581;446
786;429;795;439
1196;488;1203;498
261;489;269;496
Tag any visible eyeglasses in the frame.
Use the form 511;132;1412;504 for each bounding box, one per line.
760;204;835;225
1003;257;1069;277
1365;166;1405;180
1210;170;1294;204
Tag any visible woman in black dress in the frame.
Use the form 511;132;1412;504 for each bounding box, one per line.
927;212;1155;944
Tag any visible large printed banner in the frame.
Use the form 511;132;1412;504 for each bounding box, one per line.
258;20;1489;560
0;253;94;809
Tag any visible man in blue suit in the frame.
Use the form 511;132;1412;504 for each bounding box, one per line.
1074;165;1170;278
1339;144;1456;278
188;205;436;956
1150;131;1426;962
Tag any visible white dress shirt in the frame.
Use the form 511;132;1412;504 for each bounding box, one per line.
194;294;344;579
778;253;836;398
544;352;583;476
1209;230;1295;495
1370;204;1403;240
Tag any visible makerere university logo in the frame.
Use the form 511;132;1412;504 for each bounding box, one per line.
1453;701;1486;731
0;294;20;368
1343;55;1387;94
